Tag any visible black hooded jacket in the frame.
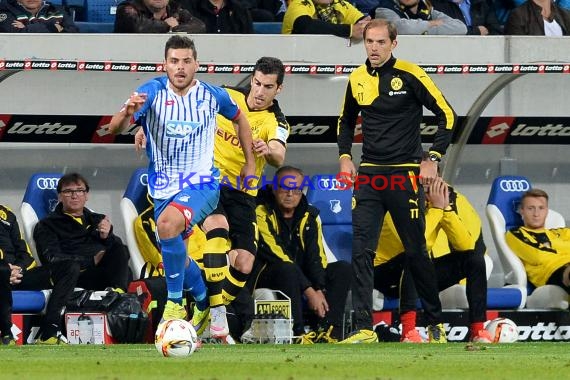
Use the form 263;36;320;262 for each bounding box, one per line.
33;203;118;267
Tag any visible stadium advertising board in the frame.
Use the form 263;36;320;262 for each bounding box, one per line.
1;60;569;75
2;115;570;144
372;310;570;342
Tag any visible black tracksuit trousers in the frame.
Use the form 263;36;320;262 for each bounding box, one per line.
351;168;442;330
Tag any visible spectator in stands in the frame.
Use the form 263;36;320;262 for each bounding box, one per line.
114;0;206;33
504;0;570;35
506;189;570;293
282;0;371;41
33;173;130;344
430;0;503;34
0;205;55;345
374;0;467;34
250;166;351;343
0;0;78;33
374;175;493;343
179;0;254;33
241;0;287;21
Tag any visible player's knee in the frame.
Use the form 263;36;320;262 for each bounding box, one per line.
202;214;229;232
156;207;186;239
156;218;182;239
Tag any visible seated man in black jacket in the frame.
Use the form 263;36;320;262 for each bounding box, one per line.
0;0;78;33
0;205;53;345
114;0;206;33
250;166;351;343
179;0;254;33
33;173;130;344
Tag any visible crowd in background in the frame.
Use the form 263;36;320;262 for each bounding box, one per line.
0;0;569;35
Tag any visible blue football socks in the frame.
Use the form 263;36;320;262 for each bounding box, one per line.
161;235;187;304
184;258;208;311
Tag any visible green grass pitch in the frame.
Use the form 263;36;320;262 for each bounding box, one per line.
1;342;569;379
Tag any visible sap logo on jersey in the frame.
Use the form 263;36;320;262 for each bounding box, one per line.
165;121;201;138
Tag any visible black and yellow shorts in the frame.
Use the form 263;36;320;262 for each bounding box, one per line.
212;186;258;254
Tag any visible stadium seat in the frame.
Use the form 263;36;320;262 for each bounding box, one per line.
486;175;569;309
306;175;352;264
12;290;52;313
85;0;118;23
60;0;87;21
76;22;114;33
17;173;61;315
253;22;282;34
120;168;150;279
20;173;62;265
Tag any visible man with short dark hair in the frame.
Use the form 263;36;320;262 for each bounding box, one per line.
33;173;130;344
205;56;289;315
133;56;289;341
110;35;256;341
506;188;570;291
251;166;351;343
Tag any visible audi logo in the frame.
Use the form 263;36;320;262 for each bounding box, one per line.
499;179;530;192
36;177;60;190
318;178;340;191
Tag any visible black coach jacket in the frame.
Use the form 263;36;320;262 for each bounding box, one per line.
338;56;456;165
33;203;116;267
255;186;327;291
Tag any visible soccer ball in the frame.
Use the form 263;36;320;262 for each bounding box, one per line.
484;318;519;343
155;319;199;357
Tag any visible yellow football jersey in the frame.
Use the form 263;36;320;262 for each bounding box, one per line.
215;87;289;196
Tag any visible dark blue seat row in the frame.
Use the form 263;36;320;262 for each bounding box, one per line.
75;21;282;34
76;21;114;33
